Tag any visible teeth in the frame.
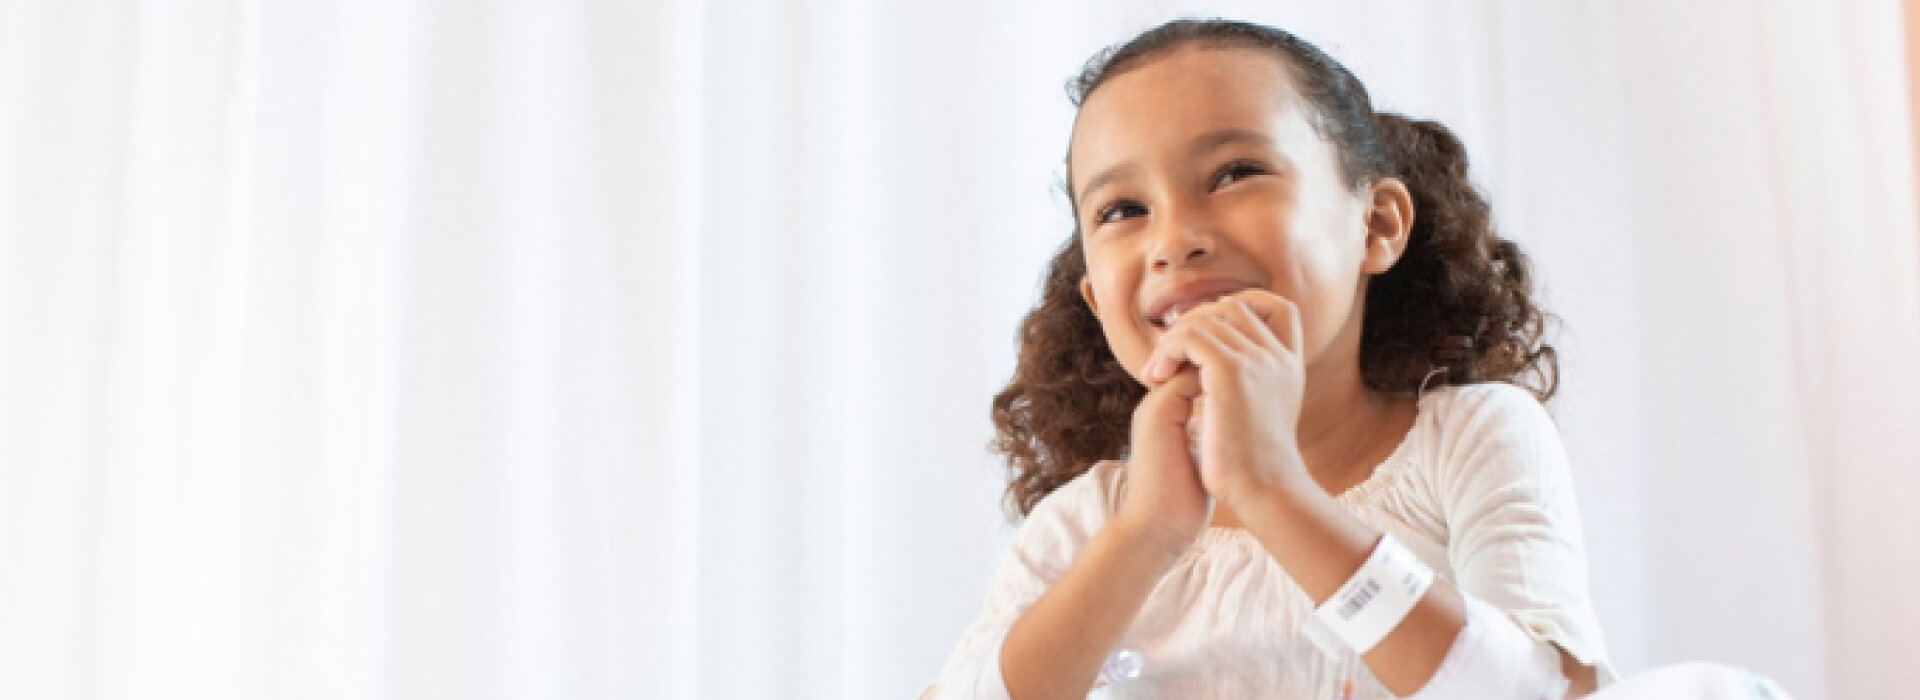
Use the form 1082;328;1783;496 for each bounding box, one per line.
1160;309;1181;328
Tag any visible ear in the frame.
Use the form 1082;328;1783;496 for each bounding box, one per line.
1361;177;1414;275
1079;276;1100;314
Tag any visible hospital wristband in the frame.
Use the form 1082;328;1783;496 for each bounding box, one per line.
1312;532;1435;654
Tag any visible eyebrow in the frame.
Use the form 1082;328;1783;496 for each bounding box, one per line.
1075;128;1275;205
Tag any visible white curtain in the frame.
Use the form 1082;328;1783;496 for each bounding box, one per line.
3;1;1915;699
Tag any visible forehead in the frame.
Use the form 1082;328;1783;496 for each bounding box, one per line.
1069;46;1321;183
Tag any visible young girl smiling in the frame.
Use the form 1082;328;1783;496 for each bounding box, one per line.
928;19;1610;700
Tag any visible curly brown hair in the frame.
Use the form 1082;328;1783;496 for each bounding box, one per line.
989;19;1559;519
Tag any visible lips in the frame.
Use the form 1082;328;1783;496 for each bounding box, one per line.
1145;278;1256;329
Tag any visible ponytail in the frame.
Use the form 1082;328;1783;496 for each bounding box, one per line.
1365;115;1557;401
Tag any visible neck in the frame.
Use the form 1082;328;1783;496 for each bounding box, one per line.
1295;357;1399;490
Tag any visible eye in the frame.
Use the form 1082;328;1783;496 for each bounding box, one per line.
1211;160;1266;189
1096;200;1148;225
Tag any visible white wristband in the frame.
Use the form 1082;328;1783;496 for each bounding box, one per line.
1312;533;1435;655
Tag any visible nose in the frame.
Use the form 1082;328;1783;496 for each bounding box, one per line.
1149;214;1215;272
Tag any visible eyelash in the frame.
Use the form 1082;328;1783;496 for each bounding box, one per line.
1212;159;1266;188
1092;160;1268;225
1096;200;1148;224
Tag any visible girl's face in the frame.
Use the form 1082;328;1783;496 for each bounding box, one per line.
1068;46;1407;383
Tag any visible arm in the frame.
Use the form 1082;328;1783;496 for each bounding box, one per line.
1238;385;1610;698
1237;478;1597;699
1131;291;1595;696
1439;386;1612;696
997;518;1182;700
923;451;1202;700
1561;649;1599;696
928;354;1220;698
1233;477;1467;695
992;361;1214;699
1134;291;1609;698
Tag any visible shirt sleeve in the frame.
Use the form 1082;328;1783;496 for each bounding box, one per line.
921;463;1118;700
1406;594;1573;700
1438;385;1617;687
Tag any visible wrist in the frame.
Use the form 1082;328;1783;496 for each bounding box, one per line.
1218;467;1319;517
1107;511;1199;568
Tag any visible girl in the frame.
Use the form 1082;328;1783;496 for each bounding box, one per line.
926;19;1611;700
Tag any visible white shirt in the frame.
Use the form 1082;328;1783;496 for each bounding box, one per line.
924;382;1614;699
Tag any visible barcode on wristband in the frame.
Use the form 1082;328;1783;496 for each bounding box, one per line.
1336;578;1380;620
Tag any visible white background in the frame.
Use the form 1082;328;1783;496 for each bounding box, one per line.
3;1;1917;699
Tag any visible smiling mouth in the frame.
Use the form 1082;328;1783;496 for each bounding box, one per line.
1145;278;1257;331
1148;293;1234;330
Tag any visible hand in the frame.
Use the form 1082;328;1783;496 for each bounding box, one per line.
1138;289;1309;508
1113;367;1213;561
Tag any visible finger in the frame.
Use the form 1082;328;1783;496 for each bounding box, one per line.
1144;317;1243;386
1144;304;1251;381
1224;296;1283;352
1159;365;1202;399
1144;291;1290;383
1195;299;1262;354
1229;289;1303;353
1138;367;1204;426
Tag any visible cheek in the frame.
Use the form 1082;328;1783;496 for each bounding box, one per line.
1292;231;1370;358
1103;331;1150;380
1263;208;1368;355
1096;303;1151;375
1087;274;1152;375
